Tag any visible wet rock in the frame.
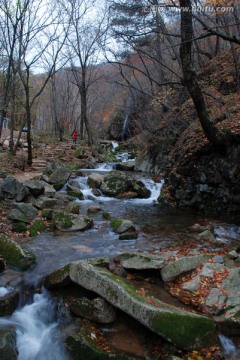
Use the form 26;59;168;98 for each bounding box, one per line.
87;205;102;214
67;180;81;190
119;233;138;240
48;166;72;190
44;263;71;289
0;290;19;316
52;210;93;232
87;173;104;188
68;258;217;351
0;330;18;360
100;172;128;197
110;218;136;234
115;162;135;171
69;297;116;324
0;233;36;270
65;203;80;214
160;255;210;282
131;180;151;199
0;258;5;272
65;321;140;360
29;219;46;237
66;188;84;200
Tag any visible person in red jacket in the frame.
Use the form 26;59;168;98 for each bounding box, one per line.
72;129;78;144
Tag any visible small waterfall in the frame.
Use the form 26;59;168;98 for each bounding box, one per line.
219;334;239;359
121;95;132;141
0;289;70;360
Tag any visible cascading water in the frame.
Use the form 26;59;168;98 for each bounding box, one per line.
121;95;132;141
219;334;239;360
0;288;70;360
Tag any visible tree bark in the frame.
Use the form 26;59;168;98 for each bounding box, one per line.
179;0;229;150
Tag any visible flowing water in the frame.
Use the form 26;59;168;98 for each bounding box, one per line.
0;165;240;359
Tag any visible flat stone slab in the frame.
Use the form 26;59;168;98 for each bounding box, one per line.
67;258;216;350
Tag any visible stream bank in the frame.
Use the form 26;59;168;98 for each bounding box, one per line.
0;150;240;359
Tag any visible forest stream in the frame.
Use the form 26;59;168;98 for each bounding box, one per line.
0;162;240;360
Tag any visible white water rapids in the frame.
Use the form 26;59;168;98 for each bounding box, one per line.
0;290;70;360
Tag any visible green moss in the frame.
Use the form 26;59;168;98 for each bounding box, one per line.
44;264;71;289
53;212;73;229
65;323;138;360
110;218;123;231
67;190;84;200
233;310;240;318
12;222;27;233
0;234;36;270
100;148;118;162
29;219;46;237
41;209;53;220
151;313;216;350
102;211;111;220
74;148;86;159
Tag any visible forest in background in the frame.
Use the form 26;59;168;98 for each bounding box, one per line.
0;0;240;167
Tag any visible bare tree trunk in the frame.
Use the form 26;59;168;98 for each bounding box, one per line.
179;0;229;150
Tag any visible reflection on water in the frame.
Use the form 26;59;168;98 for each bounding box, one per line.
21;173;240;285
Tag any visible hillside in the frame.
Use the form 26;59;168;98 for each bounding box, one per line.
135;50;240;214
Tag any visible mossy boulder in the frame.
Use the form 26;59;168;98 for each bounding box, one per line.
66;189;84;200
0;330;18;360
68;258;217;351
69;297;116;323
65;322;140;360
48;166;72;190
0;233;36;270
29;219;46;237
0;290;19;316
65;202;80;214
52;210;93;232
100;172;128;197
44;263;71;289
110;218;136;234
87;173;104;189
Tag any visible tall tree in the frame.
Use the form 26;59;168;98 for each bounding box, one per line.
179;0;240;150
61;0;108;146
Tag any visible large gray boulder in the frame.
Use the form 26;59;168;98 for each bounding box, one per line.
160;254;210;282
1;176;29;201
87;173;104;189
53;258;216;351
0;233;36;270
7;203;38;223
69;296;116;324
115;253;166;270
52;210;93;232
48;166;72;190
0;290;19;316
24;179;45;197
65;321;140;360
100;172;128;197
